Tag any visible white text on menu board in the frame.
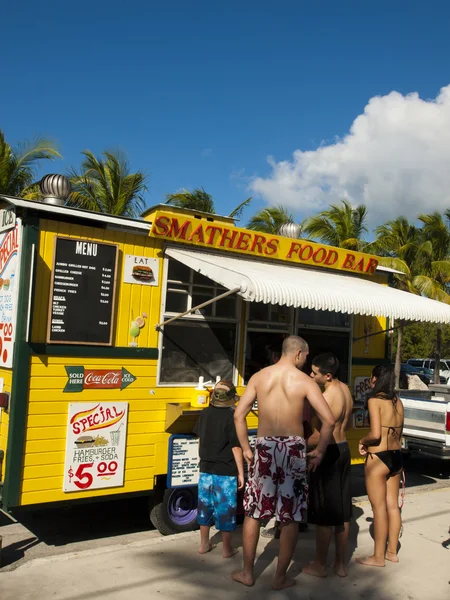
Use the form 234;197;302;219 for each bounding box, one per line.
52;242;112;333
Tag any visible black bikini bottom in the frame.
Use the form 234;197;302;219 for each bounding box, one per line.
368;450;403;476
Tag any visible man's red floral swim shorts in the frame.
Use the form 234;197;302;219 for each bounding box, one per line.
244;436;308;523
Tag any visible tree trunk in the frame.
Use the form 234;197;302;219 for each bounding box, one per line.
434;324;442;384
394;321;403;390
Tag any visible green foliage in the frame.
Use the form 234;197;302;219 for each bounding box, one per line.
392;322;450;361
68;150;148;218
0;130;61;197
301;200;368;250
246;205;297;234
165;188;251;219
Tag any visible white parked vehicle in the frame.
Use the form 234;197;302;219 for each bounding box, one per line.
400;385;450;460
406;358;450;384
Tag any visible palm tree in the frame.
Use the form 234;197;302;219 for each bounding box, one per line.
165;188;251;219
68;150;147;218
415;212;450;383
0;130;61;198
374;213;450;384
301;200;368;250
371;217;423;385
246;205;297;234
166;188;252;219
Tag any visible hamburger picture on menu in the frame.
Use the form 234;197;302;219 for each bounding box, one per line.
132;264;154;282
123;254;159;287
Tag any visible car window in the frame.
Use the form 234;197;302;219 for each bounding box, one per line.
408;360;422;367
440;361;448;370
427;360;433;369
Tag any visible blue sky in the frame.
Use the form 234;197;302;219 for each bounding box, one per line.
3;1;450;228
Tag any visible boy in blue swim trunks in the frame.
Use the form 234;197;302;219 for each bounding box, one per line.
193;380;244;557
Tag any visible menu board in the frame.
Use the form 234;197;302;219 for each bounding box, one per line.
168;435;200;488
47;237;119;345
168;431;257;488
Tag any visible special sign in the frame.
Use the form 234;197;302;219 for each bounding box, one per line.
0;221;21;368
151;211;379;275
63;402;129;492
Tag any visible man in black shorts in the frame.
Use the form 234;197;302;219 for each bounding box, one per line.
304;353;353;578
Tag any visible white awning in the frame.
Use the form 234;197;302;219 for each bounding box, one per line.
165;247;450;324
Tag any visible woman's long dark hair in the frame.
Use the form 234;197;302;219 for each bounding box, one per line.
369;365;396;401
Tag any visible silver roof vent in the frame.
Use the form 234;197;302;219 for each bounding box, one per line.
39;174;72;206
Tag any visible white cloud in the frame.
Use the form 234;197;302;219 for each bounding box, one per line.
250;85;450;224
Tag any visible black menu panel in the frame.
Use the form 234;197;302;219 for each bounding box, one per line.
47;237;119;345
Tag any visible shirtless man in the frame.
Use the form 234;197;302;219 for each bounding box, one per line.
303;352;354;578
232;336;335;590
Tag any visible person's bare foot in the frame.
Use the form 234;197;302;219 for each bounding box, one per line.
272;576;296;590
223;547;239;558
302;561;327;578
356;556;385;567
198;542;216;554
232;571;254;587
333;562;348;577
385;550;399;563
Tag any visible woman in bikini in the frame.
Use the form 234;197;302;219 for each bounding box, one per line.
356;364;404;567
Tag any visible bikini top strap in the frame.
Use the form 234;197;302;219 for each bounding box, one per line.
381;425;402;450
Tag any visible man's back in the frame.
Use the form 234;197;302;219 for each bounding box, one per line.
252;362;317;437
323;380;353;443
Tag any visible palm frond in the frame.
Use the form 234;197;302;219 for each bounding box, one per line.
377;257;411;276
413;275;450;303
247;205;296;234
228;197;252;219
165;188;215;213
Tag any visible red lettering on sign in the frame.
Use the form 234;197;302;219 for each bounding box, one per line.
264;239;278;256
219;229;238;248
342;254;355;270
299;244;313;261
152;215;170;236
188;224;205;243
286;242;301;259
168;219;190;240
365;258;378;274
250;234;267;254
354;257;365;272
74;463;94;489
324;250;338;266
236;232;251;251
205;225;222;245
312;248;327;264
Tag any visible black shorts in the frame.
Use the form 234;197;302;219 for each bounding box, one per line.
307;441;352;527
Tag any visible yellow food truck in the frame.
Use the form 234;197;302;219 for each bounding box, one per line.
1;187;449;534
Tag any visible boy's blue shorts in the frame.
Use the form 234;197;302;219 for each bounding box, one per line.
197;473;237;532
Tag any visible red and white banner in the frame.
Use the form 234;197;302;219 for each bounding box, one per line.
0;220;21;368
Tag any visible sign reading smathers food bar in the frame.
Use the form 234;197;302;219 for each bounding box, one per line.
123;254;160;286
63;402;128;492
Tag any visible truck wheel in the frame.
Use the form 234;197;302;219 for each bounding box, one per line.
150;487;199;535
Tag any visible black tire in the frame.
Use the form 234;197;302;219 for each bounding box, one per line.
150;487;199;535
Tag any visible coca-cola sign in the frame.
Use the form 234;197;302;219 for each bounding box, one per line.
64;366;136;392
